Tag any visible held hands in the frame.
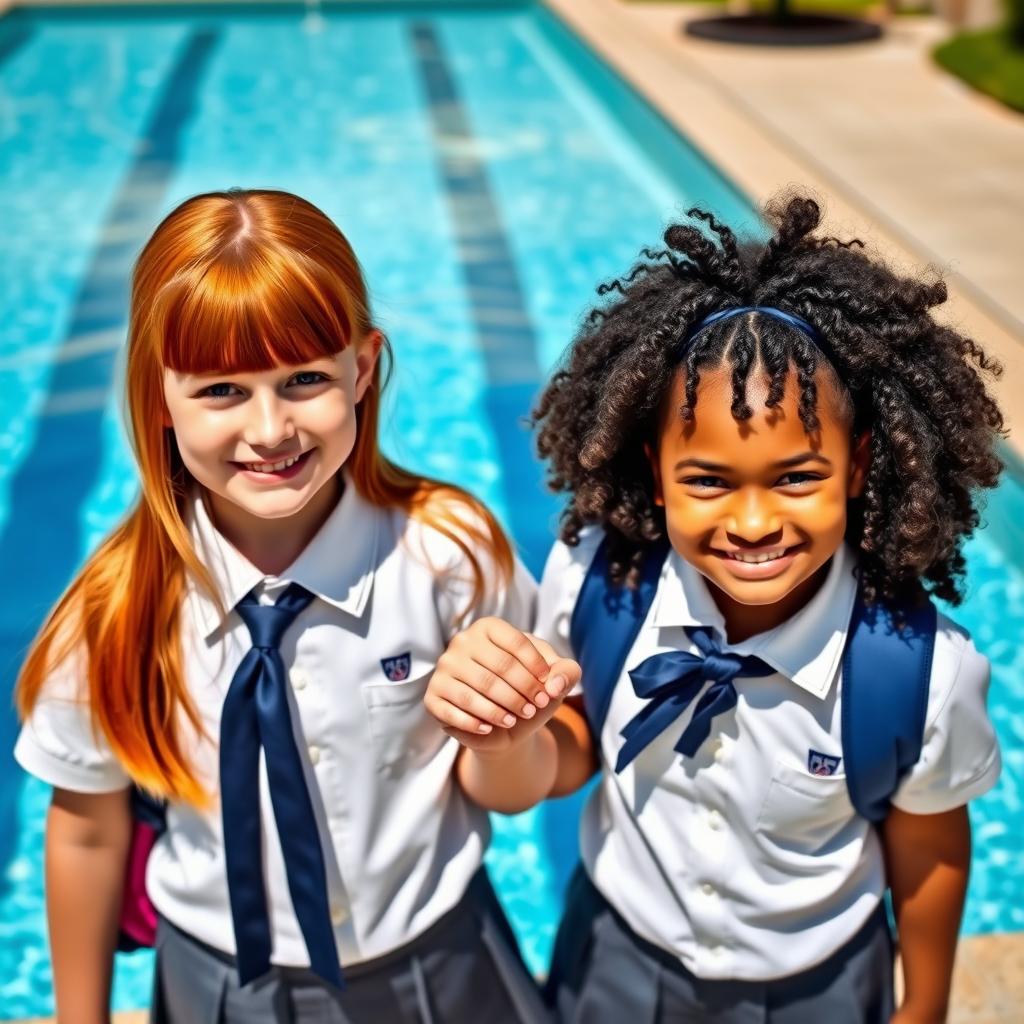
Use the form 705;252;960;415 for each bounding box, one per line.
426;617;582;758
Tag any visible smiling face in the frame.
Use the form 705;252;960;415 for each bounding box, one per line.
162;336;380;552
651;362;868;639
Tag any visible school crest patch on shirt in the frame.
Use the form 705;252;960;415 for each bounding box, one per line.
808;749;842;776
380;652;412;682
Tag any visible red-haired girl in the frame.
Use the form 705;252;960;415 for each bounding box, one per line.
15;189;550;1023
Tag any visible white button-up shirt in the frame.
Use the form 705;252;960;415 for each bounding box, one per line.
16;482;536;966
534;531;1000;981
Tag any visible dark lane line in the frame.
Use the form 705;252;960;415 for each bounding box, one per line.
409;21;555;577
0;28;221;892
410;21;583;949
0;12;34;69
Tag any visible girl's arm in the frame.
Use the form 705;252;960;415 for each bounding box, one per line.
547;697;598;797
426;618;591;813
454;698;598;813
455;721;559;815
882;804;971;1024
46;786;132;1024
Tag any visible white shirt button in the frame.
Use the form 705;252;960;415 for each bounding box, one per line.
702;882;716;896
291;669;309;691
330;902;347;926
707;809;723;830
713;743;728;764
308;745;321;765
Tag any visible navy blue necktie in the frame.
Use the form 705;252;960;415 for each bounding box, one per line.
220;582;343;989
615;627;775;773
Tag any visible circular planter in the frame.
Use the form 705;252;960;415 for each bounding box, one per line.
685;14;883;47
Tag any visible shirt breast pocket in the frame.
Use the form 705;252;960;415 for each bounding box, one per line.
755;759;856;854
360;666;442;777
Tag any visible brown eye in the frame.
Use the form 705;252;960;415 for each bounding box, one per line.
777;472;821;487
684;476;729;491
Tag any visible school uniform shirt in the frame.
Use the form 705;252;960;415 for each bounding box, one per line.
15;479;536;967
534;530;1000;982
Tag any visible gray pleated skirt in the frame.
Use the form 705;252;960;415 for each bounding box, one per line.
151;869;550;1024
546;866;895;1024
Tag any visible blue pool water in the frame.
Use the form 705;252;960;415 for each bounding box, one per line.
0;2;1021;1017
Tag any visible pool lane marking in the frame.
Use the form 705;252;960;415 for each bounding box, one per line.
0;14;33;69
0;328;124;373
1;21;220;608
0;28;221;880
30;28;221;412
409;21;551;571
41;388;111;417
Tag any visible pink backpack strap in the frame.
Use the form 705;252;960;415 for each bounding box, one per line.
116;788;165;950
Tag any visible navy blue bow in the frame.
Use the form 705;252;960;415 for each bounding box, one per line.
220;583;343;989
615;627;775;773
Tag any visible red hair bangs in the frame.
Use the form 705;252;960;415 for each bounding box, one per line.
155;243;357;376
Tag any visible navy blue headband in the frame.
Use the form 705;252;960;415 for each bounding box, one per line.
688;306;816;343
681;306;844;381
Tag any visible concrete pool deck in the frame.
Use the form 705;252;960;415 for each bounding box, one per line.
546;0;1024;463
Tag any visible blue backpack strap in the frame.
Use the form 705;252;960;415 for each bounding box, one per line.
131;786;168;832
569;534;672;738
841;591;936;823
570;535;936;823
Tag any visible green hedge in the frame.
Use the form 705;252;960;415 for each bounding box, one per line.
934;27;1024;114
1010;0;1024;46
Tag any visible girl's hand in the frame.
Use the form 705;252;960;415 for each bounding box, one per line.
890;1008;947;1024
426;617;581;751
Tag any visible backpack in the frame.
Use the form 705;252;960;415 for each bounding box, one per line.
569;536;936;823
117;787;166;951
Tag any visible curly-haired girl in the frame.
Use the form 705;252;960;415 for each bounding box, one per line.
425;194;1004;1022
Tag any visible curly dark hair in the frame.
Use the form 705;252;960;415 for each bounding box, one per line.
533;194;1005;606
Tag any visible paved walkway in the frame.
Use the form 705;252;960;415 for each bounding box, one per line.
547;0;1024;459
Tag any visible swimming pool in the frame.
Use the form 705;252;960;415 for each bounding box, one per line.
0;2;1020;1017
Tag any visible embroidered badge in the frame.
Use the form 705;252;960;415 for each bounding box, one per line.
808;749;842;776
380;652;412;682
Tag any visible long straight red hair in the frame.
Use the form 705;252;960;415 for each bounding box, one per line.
17;189;513;804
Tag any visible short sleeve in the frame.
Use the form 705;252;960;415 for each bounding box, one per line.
532;529;604;689
465;552;537;635
14;650;130;794
891;616;1000;815
420;502;538;641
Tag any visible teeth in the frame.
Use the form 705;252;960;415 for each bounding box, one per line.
728;549;788;564
245;454;302;474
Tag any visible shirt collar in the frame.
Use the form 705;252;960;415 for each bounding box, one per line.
184;474;379;641
650;544;859;700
